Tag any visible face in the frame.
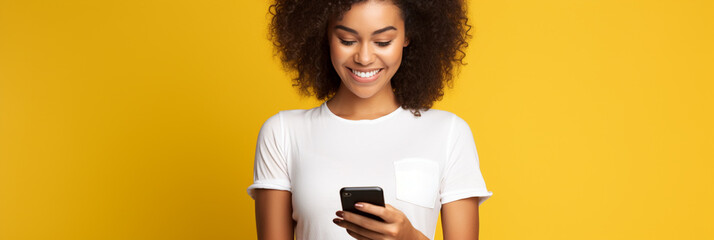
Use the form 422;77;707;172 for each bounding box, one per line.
327;0;409;99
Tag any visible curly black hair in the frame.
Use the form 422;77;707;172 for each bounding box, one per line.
268;0;471;116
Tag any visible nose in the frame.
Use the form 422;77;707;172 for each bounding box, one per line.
354;42;375;65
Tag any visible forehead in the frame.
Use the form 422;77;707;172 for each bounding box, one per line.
331;0;404;32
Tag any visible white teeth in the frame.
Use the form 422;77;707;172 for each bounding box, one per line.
352;69;380;78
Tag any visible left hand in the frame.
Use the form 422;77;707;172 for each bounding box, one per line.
333;202;427;240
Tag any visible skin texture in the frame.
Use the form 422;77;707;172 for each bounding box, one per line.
254;189;294;239
441;197;480;240
325;0;408;120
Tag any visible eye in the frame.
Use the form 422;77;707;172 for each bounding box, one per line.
339;39;356;46
376;41;392;47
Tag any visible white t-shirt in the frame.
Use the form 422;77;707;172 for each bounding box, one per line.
247;102;492;240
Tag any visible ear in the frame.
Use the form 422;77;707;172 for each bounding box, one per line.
403;37;410;47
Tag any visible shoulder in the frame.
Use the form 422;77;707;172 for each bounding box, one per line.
419;108;458;120
259;105;322;129
413;109;475;141
417;108;470;127
277;105;321;121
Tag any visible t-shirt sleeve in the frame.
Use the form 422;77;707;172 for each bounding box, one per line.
246;112;291;200
439;115;493;205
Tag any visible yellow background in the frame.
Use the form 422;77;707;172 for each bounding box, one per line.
1;0;712;239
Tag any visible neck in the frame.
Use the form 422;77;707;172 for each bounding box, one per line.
326;84;399;120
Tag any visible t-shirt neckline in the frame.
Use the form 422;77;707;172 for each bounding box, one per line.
321;102;404;123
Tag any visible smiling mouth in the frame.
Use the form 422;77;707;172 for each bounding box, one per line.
347;67;383;78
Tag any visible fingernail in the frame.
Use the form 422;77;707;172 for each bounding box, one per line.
333;218;341;224
336;211;344;217
355;203;364;208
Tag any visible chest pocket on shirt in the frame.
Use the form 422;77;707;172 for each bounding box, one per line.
394;158;440;208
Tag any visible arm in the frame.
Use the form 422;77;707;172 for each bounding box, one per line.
441;197;480;240
254;189;295;240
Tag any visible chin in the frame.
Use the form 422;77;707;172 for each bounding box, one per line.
353;81;393;99
349;87;380;99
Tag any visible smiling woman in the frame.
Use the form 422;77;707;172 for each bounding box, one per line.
326;1;409;112
268;0;471;117
248;0;492;239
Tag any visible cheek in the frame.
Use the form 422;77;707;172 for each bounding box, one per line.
329;42;352;64
379;47;404;68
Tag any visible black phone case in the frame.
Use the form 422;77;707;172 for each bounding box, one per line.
339;186;385;222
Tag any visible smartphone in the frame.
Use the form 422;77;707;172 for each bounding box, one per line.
339;186;385;222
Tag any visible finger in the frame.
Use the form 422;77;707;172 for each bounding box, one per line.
340;210;389;234
347;229;370;240
335;217;383;239
355;202;398;222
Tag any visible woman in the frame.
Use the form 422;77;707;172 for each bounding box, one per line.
247;0;492;239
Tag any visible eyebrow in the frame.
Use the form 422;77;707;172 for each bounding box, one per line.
335;25;397;36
